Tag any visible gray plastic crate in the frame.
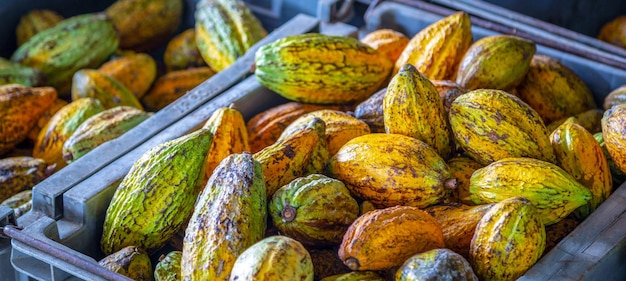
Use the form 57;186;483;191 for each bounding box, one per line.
5;16;357;281
364;2;626;280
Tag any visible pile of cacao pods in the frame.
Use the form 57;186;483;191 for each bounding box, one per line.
95;9;626;281
0;0;267;217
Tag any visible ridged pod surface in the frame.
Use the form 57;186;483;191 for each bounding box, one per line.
106;0;183;51
360;29;409;63
384;64;454;159
71;69;143;110
455;35;535;91
449;89;556;165
269;174;359;247
446;156;483;205
396;248;478;281
255;33;392;104
354;88;386;133
0;157;54;202
550;118;612;219
597;15;626;49
0;84;57;155
279;109;371;156
326;133;453;208
604;84;626;110
27;98;68;143
247;102;350;153
433;80;467;114
470;197;546;281
469;157;592;225
394;11;472;80
425;203;493;258
602;103;626;174
141;67;215;112
338;205;445;271
515;55;596;124
202;105;249;182
182;153;266;281
546;108;604;135
33;98;105;171
16;9;64;46
195;0;266;71
98;246;153;281
320;271;384;281
98;52;157;99
0;58;45;87
164;28;207;72
101;128;213;254
228;236;313;281
11;13;118;96
62;106;152;163
154;251;182;281
254;118;328;198
594;132;626;187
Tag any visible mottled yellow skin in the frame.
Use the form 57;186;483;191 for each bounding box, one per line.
229;236;313;281
425;203;493;258
326;133;451;208
598;15;626;49
470;157;592;225
515;55;596;125
338;206;445;271
449;89;556;166
279;109;371;156
16;9;63;46
446;156;483;205
141;67;215;112
546;108;604;135
551;118;612;219
27;98;67;143
98;52;157;99
361;29;409;63
384;64;454;160
602;104;626;174
254;118;328;198
154;251;182;281
255;33;393;104
394;11;472;80
604;84;626;110
470;197;546;281
98;246;152;281
0;157;52;202
71;69;144;110
202;106;249;183
164;29;207;72
456;35;535;91
396;248;478;281
320;271;384;281
0;84;57;155
593;132;626;187
33;98;105;171
106;0;183;51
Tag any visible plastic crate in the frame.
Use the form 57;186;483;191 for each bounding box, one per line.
4;16;357;281
364;2;626;280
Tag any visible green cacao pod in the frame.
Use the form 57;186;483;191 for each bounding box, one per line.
228;235;314;281
98;246;153;281
11;13;118;96
470;197;546;281
396;248;478;281
384;63;454;159
255;33;393;104
100;128;213;255
71;69;144;110
62;106;152;163
469;157;592;225
154;251;182;281
16;9;64;47
182;153;266;281
195;0;266;71
456;35;535;91
0;58;45;87
449;89;556;165
269;174;359;247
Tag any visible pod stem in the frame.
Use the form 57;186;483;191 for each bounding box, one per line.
344;257;360;271
281;205;297;222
